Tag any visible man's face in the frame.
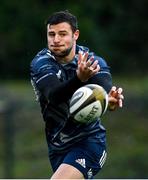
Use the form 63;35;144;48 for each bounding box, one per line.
47;22;79;58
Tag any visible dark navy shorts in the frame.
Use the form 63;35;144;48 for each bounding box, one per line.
49;138;107;179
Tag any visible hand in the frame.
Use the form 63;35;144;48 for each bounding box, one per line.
108;86;124;111
76;51;100;82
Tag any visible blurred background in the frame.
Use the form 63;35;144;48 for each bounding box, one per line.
0;0;148;178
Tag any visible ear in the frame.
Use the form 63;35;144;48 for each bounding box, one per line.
74;30;79;40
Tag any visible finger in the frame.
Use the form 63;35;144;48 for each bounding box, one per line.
112;86;117;91
78;50;83;56
86;60;98;72
81;51;89;63
95;64;100;71
109;86;117;97
86;56;94;67
118;99;123;107
78;51;89;66
88;63;100;74
91;60;98;69
78;51;83;64
118;94;124;100
116;88;124;100
83;51;89;60
92;64;100;73
117;87;123;94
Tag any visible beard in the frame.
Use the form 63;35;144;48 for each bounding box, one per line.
50;45;73;58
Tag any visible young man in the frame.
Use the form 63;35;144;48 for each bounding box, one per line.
30;10;124;179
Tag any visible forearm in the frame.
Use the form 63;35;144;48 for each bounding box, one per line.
87;72;112;93
37;74;83;104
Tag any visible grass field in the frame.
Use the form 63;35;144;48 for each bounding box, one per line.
0;76;148;178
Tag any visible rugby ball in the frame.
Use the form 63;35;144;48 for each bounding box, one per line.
69;84;108;124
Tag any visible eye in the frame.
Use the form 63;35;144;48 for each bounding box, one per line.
59;31;68;37
60;33;67;37
48;32;55;37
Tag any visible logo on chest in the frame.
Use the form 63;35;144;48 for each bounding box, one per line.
56;70;62;79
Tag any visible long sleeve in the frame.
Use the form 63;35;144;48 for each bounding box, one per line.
37;73;83;104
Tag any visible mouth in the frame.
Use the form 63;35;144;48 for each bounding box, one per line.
52;45;64;48
51;45;65;52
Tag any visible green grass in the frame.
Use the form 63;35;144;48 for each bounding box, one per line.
113;75;148;94
0;76;148;178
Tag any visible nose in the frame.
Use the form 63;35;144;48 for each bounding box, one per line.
54;34;60;43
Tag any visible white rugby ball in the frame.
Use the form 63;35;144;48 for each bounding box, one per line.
69;84;108;124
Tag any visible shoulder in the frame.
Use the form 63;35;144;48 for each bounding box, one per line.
76;44;89;53
30;48;56;72
76;45;108;67
94;55;109;68
88;49;109;70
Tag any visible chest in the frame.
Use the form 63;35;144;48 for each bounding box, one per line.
56;63;77;81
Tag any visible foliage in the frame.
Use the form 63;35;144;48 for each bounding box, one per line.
0;0;148;79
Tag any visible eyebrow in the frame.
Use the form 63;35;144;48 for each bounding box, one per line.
59;30;67;33
48;30;68;34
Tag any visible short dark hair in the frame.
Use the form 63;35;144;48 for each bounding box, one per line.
46;10;78;33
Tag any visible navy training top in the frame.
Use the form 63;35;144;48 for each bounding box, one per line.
30;45;112;154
